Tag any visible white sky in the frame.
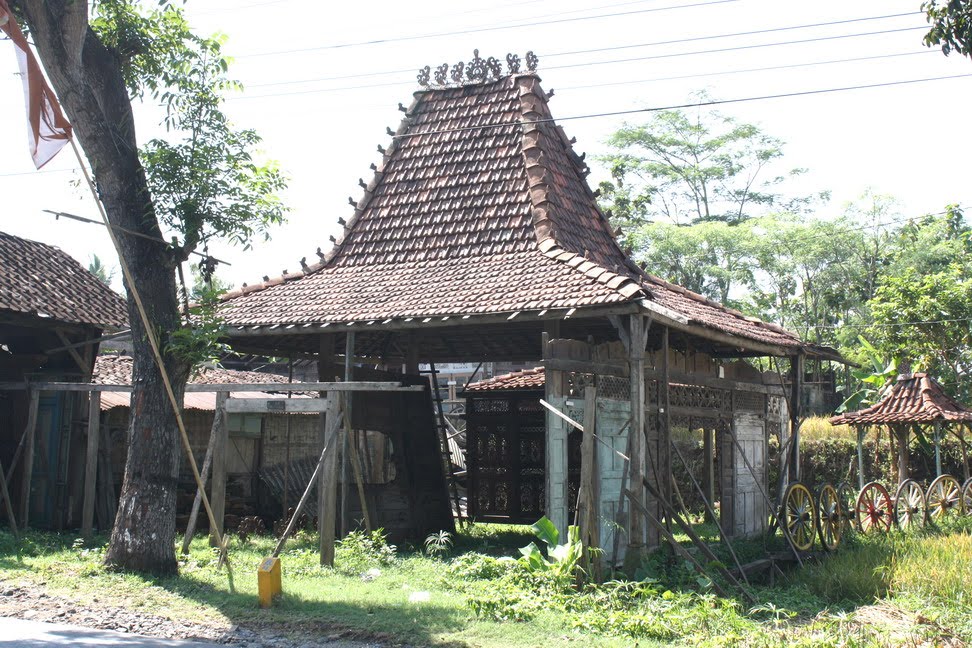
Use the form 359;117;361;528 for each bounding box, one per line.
1;0;970;292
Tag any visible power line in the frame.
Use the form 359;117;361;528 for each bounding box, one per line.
814;317;972;329
557;50;936;91
386;74;972;140
237;0;740;58
232;25;931;100
242;12;921;88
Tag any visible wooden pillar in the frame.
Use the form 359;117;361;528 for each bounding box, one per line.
209;391;228;546
340;332;355;537
319;389;340;566
318;333;336;565
856;427;866;490
626;314;647;555
81;391;101;540
660;326;671;512
703;427;715;523
897;426;910;486
19;389;40;529
788;352;804;483
578;385;600;580
934;421;942;477
405;332;419;375
542;327;569;536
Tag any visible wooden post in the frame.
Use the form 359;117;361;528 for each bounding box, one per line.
181;406;220;554
209;391;228;546
542;326;568;537
788;352;804;483
19;389;40;529
318;333;335;565
0;449;18;538
934;421;942;477
660;326;671;515
897;426;910;486
703;427;715;523
81;391;101;540
577;385;600;581
319;389;340;566
405;332;419;375
626;314;647;560
341;331;354;537
856;427;866;490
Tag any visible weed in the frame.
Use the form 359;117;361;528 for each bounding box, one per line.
423;530;452;557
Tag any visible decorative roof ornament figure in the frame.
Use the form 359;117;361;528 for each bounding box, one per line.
416;50;540;87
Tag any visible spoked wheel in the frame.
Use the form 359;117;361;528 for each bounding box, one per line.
926;474;963;521
893;479;926;530
962;478;972;517
837;481;857;534
856;481;893;534
816;483;842;551
781;482;817;552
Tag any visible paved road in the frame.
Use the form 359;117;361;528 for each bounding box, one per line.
0;617;229;647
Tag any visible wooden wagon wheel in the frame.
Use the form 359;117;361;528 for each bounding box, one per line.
962;478;972;517
926;474;963;521
816;483;842;551
837;481;857;534
781;482;816;552
856;481;893;534
893;479;926;530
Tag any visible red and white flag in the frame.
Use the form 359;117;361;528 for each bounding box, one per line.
0;0;72;168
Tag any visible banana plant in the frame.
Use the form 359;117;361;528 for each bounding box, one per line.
836;336;899;413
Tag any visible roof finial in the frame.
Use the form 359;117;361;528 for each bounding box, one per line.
416;50;539;88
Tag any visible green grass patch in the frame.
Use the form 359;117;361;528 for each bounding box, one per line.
1;519;971;647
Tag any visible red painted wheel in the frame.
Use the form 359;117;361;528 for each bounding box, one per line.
856;481;893;534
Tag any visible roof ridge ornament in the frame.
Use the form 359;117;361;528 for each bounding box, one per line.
417;50;539;87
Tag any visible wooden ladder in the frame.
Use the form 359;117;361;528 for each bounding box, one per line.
424;363;464;525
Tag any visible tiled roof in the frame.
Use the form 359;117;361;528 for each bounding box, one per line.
94;354;307;411
830;373;972;425
218;73;814;353
0;231;127;328
464;367;545;392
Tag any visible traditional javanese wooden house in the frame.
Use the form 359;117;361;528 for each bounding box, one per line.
0;231;127;529
216;52;841;561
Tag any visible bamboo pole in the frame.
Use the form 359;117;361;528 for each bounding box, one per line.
70;140;230;570
181;407;220;555
81;392;101;540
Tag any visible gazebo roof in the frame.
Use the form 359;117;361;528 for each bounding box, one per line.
218;55;839;362
830;372;972;426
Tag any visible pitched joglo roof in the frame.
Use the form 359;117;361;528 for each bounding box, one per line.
464;367;545;393
0;231;127;329
830;373;972;426
93;354;308;411
219;60;830;360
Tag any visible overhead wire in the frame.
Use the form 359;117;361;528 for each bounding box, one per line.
236;0;741;57
242;12;922;88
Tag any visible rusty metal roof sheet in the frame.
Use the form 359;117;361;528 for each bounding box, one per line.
829;373;972;426
0;231;127;328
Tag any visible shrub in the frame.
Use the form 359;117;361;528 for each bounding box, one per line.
334;529;396;575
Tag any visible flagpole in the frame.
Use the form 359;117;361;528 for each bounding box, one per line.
69;138;233;574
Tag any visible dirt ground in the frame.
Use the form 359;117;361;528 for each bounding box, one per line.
0;578;387;648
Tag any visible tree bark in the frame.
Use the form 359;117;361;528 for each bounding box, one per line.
18;0;189;575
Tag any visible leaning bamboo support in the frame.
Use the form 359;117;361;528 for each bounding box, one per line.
624;489;730;599
342;404;372;533
273;406;343;559
181;400;222;555
0;453;18;538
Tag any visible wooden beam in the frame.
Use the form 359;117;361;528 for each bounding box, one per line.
0;381;423;393
224;398;330;413
209;391;229;547
19;389;39;529
577;385;601;581
81;391;101;540
789;352;804;482
542;327;569;537
55;330;90;375
703;426;715;524
0;448;18;538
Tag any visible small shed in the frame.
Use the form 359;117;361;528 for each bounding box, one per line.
830;373;972;486
92;355;451;541
0;231;127;529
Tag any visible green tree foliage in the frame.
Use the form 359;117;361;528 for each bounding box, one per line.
923;0;972;58
87;254;116;286
598;101;808;230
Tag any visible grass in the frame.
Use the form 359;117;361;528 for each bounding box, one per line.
1;518;971;647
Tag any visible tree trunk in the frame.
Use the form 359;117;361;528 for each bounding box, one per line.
19;1;189;575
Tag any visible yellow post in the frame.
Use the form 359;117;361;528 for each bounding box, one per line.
257;557;282;608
